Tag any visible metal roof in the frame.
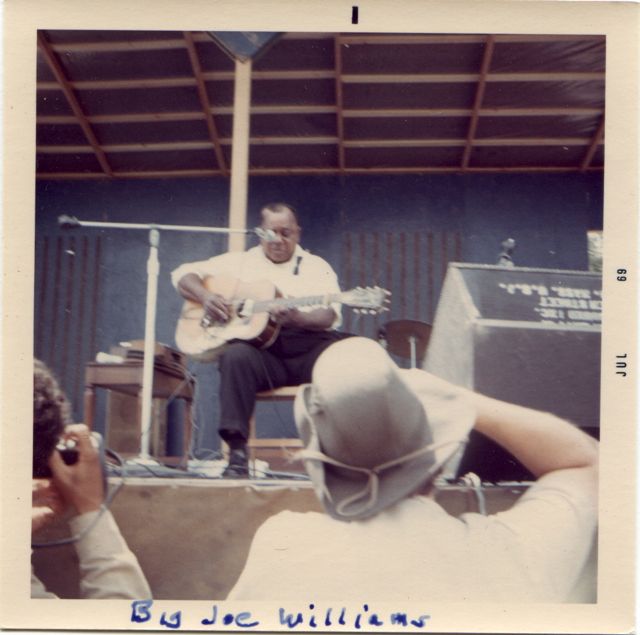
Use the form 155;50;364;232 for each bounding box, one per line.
36;31;605;179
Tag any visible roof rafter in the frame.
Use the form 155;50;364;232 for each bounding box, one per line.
37;31;113;176
182;31;228;176
37;105;602;127
37;136;599;155
462;35;495;170
36;164;603;181
580;114;605;170
37;70;604;92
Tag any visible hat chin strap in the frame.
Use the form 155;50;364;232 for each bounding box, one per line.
300;438;465;518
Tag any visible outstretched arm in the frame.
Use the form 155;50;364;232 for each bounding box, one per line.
468;391;598;479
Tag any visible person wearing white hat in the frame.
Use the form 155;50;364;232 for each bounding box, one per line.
227;337;598;603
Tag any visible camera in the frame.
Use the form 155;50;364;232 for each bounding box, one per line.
34;431;107;487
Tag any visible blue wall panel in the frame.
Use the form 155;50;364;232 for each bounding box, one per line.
35;172;603;459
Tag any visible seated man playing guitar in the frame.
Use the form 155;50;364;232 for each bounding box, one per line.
171;202;353;478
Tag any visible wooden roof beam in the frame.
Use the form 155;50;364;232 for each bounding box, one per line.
462;36;495;170
37;32;113;176
45;33;604;53
183;31;228;176
580;114;605;170
338;34;605;45
38;136;599;154
340;72;603;84
37;106;602;126
36;164;604;180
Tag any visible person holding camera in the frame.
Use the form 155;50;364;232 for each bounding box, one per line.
31;359;151;599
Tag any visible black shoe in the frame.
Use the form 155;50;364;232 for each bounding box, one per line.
222;448;249;478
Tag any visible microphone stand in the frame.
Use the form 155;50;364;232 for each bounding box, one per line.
58;216;255;467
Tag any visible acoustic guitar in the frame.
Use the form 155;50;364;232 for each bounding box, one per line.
175;274;390;361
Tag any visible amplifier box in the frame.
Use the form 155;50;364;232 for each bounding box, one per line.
424;263;601;482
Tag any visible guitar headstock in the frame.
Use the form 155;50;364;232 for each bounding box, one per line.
342;286;391;314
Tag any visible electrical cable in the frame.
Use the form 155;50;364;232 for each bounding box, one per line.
459;472;487;515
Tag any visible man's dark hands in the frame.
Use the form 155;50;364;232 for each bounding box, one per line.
202;292;232;323
268;304;301;327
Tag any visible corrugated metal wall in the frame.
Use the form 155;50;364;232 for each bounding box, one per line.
34;233;103;419
340;230;462;340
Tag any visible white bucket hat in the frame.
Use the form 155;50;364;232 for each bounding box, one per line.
294;337;476;521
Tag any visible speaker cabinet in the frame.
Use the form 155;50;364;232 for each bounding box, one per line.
424;263;601;482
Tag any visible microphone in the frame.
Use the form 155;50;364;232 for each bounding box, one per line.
254;227;279;242
497;238;516;267
58;215;81;229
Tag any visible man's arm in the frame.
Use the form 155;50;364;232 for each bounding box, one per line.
48;425;151;599
177;272;230;322
468;391;598;479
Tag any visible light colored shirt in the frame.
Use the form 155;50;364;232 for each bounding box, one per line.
227;468;596;603
171;245;342;329
31;509;151;599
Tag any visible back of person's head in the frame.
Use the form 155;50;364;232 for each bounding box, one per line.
293;337;475;521
33;359;70;477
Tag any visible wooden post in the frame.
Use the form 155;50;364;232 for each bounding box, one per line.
228;59;252;253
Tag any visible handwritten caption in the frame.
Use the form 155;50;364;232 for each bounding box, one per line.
130;600;431;631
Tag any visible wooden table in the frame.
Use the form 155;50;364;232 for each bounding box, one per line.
84;362;195;465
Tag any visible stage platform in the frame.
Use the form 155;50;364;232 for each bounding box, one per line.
32;476;597;602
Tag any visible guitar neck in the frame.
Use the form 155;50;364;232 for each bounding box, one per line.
252;293;340;313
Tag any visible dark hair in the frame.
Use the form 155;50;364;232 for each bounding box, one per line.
261;202;298;223
33;359;70;477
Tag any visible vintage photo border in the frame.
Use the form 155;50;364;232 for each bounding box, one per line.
2;0;638;632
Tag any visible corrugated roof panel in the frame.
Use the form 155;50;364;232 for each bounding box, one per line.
253;37;334;71
347;146;461;168
343;82;476;109
251;78;335;106
251;113;336;137
476;114;601;139
344;116;469;140
341;42;486;74
93;120;211;145
36;153;104;173
484;80;604;109
106;149;221;171
470;145;587;167
193;40;239;72
37;89;74;116
491;39;605;73
37;53;56;82
37;123;88;145
56;48;193;81
74;86;204;115
250;144;337;168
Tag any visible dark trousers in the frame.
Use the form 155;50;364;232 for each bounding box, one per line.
217;328;352;442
